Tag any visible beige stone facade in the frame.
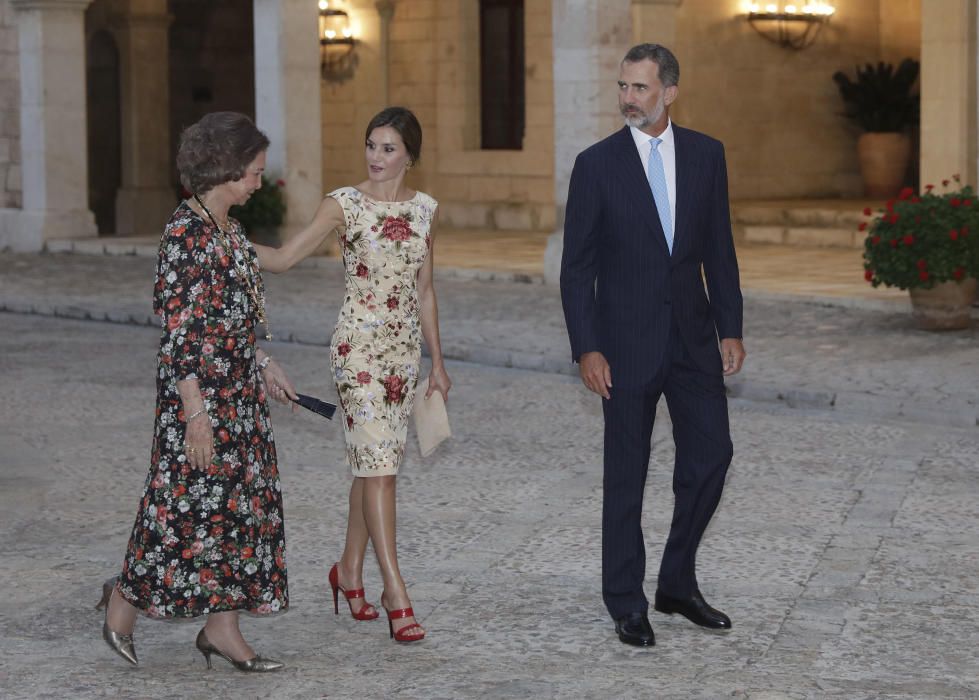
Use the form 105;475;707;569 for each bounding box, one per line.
0;0;977;251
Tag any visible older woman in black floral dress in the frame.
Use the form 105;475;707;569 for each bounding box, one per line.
100;112;297;672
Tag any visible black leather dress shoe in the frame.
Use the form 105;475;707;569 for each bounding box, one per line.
614;612;656;646
654;590;732;630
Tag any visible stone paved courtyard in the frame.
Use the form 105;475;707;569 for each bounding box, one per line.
1;249;978;698
1;308;977;699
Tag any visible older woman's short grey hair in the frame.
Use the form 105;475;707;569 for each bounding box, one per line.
176;112;270;195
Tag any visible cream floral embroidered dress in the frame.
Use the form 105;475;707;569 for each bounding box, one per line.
328;187;437;476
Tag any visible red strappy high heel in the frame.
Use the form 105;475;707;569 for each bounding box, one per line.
328;563;379;621
384;605;426;643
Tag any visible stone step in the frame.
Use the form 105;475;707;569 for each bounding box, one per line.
732;199;884;249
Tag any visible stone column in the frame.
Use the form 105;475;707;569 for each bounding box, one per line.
3;0;96;252
920;0;978;189
113;0;173;237
253;0;323;240
544;0;632;284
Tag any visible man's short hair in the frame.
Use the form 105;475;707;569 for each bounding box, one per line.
622;44;680;87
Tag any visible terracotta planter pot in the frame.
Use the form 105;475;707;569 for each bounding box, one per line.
857;132;912;198
908;278;978;330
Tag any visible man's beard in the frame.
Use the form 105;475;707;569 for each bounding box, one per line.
620;98;665;129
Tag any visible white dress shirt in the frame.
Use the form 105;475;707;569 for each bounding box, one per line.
630;120;676;237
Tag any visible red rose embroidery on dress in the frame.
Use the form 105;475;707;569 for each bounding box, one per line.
381;216;413;242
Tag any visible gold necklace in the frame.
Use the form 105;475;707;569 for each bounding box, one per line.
193;194;272;341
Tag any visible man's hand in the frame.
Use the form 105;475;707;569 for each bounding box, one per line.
579;351;612;399
720;338;746;376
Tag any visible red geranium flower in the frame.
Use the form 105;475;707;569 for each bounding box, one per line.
887;213;900;224
889;239;899;248
902;235;914;246
950;229;959;241
950;197;962;207
871;235;881;245
953;267;966;280
942;179;950;187
864;269;874;282
918;270;929;281
925;184;935;191
858;222;867;231
965;199;973;207
898;186;914;200
863;207;872;216
916;259;927;270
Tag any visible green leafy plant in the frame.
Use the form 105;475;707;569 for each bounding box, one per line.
832;58;920;133
862;176;979;290
230;175;286;231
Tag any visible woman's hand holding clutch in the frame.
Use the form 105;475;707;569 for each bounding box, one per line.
425;363;452;401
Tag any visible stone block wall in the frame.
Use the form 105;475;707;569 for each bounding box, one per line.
321;0;389;198
669;0;921;200
0;0;20;208
321;0;556;231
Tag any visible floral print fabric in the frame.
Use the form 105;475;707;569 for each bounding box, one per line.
118;203;288;618
328;187;437;476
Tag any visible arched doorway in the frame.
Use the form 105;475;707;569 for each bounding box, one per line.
86;29;122;236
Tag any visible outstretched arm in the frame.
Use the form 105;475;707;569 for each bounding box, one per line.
253;196;346;273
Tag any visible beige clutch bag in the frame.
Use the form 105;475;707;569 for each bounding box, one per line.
414;377;451;457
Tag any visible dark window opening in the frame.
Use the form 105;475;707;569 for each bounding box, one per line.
479;0;525;150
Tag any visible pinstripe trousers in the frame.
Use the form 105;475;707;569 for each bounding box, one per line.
600;316;733;619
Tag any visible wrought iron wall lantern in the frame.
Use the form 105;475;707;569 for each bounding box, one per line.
741;2;835;50
319;0;358;82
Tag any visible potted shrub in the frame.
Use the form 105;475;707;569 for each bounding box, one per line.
862;176;979;330
833;59;919;198
230;175;287;245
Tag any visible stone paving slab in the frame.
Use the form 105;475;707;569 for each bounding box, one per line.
1;315;978;699
2;251;978;428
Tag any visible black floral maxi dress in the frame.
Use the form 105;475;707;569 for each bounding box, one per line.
117;203;288;618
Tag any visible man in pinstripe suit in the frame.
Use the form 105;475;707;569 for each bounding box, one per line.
560;44;746;647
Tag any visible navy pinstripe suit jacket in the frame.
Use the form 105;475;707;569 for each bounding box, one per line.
560;124;743;388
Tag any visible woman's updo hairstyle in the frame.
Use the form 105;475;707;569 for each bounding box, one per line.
365;107;422;165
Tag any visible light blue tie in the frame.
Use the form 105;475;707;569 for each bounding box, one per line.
647;137;673;253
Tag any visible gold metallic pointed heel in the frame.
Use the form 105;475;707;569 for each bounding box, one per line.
95;576;119;611
195;629;284;673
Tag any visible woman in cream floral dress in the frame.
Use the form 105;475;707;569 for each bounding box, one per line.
255;107;450;642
